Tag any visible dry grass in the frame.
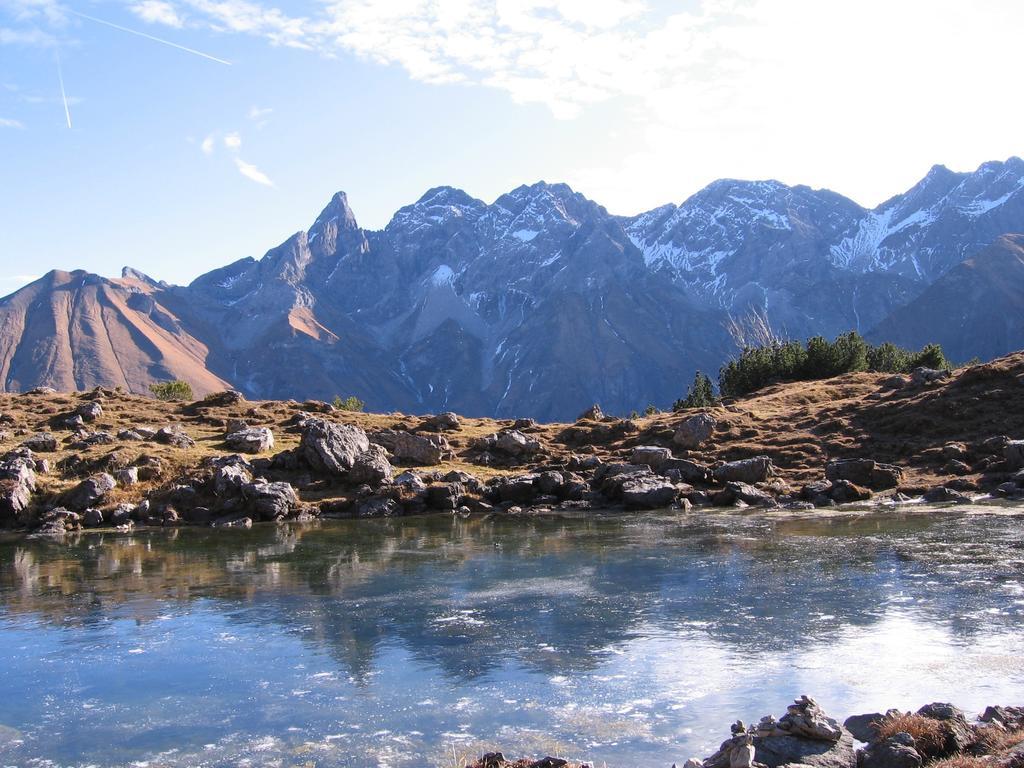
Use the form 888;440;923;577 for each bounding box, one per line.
973;726;1024;755
926;756;989;768
875;713;949;757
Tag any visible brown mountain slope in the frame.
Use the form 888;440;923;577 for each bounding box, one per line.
0;270;229;395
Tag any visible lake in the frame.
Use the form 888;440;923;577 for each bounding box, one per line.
1;507;1022;767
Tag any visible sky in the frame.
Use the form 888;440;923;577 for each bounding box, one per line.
1;0;1023;294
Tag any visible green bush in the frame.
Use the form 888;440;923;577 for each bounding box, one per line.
149;379;194;402
673;371;716;411
332;395;365;412
719;332;950;398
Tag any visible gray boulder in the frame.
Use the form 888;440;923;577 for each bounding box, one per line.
630;445;674;469
714;481;775;507
674;412;717;449
154;426;196;448
418;412;460;432
242;481;298;520
479;429;542;457
910;367;951;386
62;473;116;510
858;734;921;768
0;452;37;522
348;445;394;486
75;401;103;422
1006;440;1024;470
825;459;903;490
372;430;451;465
922;486;973;504
714;456;776;484
114;467;139;486
21;433;57;452
300;419;370;474
210;457;253;496
225;426;275;454
660;458;712;484
620;475;679;509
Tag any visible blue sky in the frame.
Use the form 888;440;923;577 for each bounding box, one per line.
1;0;1022;293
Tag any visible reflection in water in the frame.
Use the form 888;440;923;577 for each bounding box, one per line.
0;509;1022;767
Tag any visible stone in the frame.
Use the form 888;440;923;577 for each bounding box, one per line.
915;703;973;755
225;426;275;454
495;474;540;503
203;389;245;406
426;482;464;510
75;401;103;422
660;458;713;484
348;445;394;486
225;418;249;434
210;456;253;495
880;375;909;390
843;713;884;743
630;445;674;469
83;508;105;527
910;367;951;386
212;516;252;529
829;479;872;504
621;474;679;509
393;471;428;492
1005;440;1024;471
922;486;973;504
577;404;603;421
114;467;139;486
21;433;57;452
357;496;401;517
418;412;461;431
714;481;775;507
859;735;922;768
714;456;776;484
481;429;542;457
674;412;717;449
154;426;196;448
108;503;134;526
372;430;451;465
300;419;370;475
825;459;903;490
62;473;116;510
941;443;968;460
117;429;147;441
242;481;298;520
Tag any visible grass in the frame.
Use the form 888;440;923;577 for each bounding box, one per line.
972;726;1024;755
875;713;949;757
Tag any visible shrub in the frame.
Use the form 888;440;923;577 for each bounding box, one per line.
332;395;365;412
674;371;716;411
149;379;193;402
874;713;948;758
719;331;952;398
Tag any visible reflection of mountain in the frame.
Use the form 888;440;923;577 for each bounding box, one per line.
1;513;1021;683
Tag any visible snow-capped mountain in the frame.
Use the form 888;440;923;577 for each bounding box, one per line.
3;157;1024;419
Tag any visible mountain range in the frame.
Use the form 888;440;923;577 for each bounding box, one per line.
3;157;1024;420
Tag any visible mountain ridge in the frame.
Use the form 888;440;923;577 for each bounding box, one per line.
3;157;1024;419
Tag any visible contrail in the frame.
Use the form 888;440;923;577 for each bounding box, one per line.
56;49;72;128
68;10;232;66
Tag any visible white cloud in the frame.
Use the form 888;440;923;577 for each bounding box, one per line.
233;156;273;186
200;133;215;154
0;117;25;128
130;0;184;28
223;131;241;149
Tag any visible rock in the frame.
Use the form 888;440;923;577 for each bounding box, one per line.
714;481;775;507
674;412;717;449
21;433;57;452
26;386;57;395
203;389;244;406
495;474;540;503
859;735;922;768
108;503;134;526
224;418;249;434
1005;440;1024;471
348;445;394;486
714;456;776;484
114;467;139;486
755;729;855;768
393;471;428;492
621;474;679;508
660;458;713;484
942;459;971;475
225;426;275;454
910;367;951;386
426;482;463;510
843;714;883;743
357;496;401;517
630;445;674;469
154;426;196;448
825;459;903;490
212;515;252;529
0;452;37;522
479;429;542;457
83;508;105;527
829;479;872;504
62;414;85;429
77;431;116;447
117;429;146;441
418;412;461;431
135;456;163;481
941;443;968;460
75;401;103;422
372;430;451;465
915;704;973;755
62;473;116;510
577;404;603;421
776;697;843;742
241;481;298;520
300;419;370;475
880;375;909;390
922;486;973;504
210;456;253;495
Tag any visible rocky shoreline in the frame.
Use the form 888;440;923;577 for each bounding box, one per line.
2;353;1024;536
459;697;1024;768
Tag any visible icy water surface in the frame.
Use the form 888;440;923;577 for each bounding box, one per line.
1;507;1023;767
